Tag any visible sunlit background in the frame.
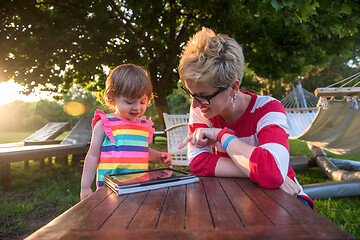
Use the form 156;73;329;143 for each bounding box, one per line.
0;80;51;106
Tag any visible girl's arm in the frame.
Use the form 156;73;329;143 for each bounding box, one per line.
80;121;105;200
149;148;172;166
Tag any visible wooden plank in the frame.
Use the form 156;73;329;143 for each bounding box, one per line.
309;224;355;239
24;140;62;146
262;187;322;224
0;122;69;148
156;185;186;230
23;122;70;142
100;191;148;230
201;177;244;230
217;177;272;227
234;178;299;226
285;107;318;112
186;178;214;230
262;188;355;238
60;224;355;240
26;186;113;240
1;160;11;190
127;188;168;230
0;144;89;165
315;87;360;97
73;191;127;230
26;178;356;240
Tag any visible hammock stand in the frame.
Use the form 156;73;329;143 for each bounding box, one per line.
281;74;360;199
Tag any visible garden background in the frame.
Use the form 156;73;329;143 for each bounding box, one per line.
1;0;360;239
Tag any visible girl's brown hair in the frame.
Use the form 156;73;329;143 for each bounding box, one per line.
104;64;153;107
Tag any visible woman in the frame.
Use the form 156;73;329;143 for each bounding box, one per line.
178;27;314;208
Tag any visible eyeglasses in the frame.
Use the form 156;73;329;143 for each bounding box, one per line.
181;86;228;105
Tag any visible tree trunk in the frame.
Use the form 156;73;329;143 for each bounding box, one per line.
148;25;188;129
153;90;170;129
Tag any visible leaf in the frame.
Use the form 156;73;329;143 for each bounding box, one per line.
271;0;284;12
283;0;294;8
318;0;331;10
340;3;352;15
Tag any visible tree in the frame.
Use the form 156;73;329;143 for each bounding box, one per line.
300;54;360;93
1;0;360;127
225;1;360;82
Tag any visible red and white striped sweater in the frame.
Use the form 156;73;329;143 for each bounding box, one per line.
188;91;314;209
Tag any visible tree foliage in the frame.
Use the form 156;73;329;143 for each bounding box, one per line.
301;54;360;93
1;0;360;127
225;1;360;81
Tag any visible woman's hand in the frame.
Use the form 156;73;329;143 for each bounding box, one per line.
279;176;301;197
178;128;221;149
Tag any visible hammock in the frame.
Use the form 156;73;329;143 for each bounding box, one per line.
281;73;360;155
281;74;360;197
281;82;319;138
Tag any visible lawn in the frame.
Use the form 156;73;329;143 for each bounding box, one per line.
0;133;359;239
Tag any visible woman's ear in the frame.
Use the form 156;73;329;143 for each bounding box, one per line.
230;80;240;95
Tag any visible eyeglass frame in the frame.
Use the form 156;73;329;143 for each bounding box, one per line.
181;85;229;105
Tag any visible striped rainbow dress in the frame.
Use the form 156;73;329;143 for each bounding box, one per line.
93;109;155;188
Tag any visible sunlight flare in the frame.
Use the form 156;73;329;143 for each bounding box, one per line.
64;101;86;116
0;80;24;106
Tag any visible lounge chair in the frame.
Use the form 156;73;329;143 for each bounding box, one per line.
0;122;70;148
0;116;92;190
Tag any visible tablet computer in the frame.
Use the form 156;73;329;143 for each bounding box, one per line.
103;168;199;195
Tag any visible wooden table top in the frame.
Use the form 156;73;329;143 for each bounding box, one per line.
26;177;354;240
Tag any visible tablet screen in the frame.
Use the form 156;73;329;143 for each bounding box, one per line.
106;168;193;187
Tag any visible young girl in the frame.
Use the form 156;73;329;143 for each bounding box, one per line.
80;64;172;200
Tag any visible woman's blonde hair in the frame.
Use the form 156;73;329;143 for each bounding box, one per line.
178;27;245;88
104;64;153;107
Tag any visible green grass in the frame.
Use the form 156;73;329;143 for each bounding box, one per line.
289;139;360;239
0;134;359;239
0;131;70;144
289;139;360;161
0;160;83;239
0;131;34;144
315;197;360;237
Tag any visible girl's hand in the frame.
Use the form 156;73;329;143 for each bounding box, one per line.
161;152;172;166
80;187;93;200
179;128;220;149
279;176;301;197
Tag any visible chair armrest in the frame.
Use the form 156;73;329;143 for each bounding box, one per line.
164;123;189;132
24;140;62;146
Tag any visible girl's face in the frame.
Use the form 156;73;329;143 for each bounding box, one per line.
113;94;148;121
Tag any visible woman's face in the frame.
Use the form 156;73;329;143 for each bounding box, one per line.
183;80;230;119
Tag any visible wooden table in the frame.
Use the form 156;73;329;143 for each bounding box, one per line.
26;177;354;240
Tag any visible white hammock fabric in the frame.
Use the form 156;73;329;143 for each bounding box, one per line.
293;99;360;155
286;110;318;138
282;76;360;155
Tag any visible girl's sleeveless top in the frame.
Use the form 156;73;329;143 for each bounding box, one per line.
92;109;155;188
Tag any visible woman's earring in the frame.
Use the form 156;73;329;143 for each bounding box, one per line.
231;94;237;109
